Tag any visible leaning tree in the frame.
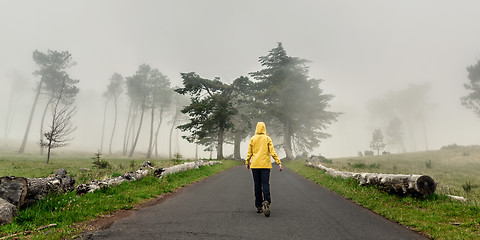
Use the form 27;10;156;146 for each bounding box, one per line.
18;50;75;154
250;43;339;159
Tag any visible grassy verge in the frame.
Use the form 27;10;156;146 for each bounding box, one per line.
285;160;480;240
0;151;188;184
0;160;241;239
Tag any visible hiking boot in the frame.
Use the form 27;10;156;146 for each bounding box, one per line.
262;201;270;217
256;207;263;213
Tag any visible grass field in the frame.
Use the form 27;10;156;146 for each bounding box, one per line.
314;145;480;204
0;150;241;239
285;145;480;239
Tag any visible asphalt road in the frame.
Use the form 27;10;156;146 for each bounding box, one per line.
85;165;426;240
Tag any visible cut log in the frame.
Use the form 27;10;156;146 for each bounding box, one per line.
0;176;28;206
158;160;223;177
0;169;75;207
23;169;76;206
76;161;152;194
306;161;436;195
75;160;223;194
0;198;17;225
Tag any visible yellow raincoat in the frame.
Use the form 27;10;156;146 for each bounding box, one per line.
246;122;282;169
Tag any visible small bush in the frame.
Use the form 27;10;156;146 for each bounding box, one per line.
129;160;136;168
357;151;363;157
173;153;183;164
368;163;380;169
364;150;374;156
425;160;432;169
462;181;479;193
348;162;366;168
91;150;110;169
440;144;461;150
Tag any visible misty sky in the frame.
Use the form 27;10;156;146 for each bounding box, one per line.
1;0;480;158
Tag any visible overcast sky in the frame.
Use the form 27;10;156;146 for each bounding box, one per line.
1;0;480;158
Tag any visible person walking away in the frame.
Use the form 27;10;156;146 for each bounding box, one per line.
245;122;282;217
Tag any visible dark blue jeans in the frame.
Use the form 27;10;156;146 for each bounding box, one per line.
251;169;271;208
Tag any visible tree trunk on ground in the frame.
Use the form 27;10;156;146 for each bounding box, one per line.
122;103;133;156
0;169;75;207
217;126;224;159
129;104;145;158
76;161;154;194
153;108;164;158
306;160;436;195
0;198;17;225
19;80;43;153
0;177;27;206
109;99;118;155
100;100;108;152
283;123;294;159
147;105;155;158
233;132;241;160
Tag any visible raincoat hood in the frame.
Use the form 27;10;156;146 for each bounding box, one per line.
255;122;267;135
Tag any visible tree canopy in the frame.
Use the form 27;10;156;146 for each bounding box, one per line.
461;59;480;117
175;72;248;159
250;42;339;159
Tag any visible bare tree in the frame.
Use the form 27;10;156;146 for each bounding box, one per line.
41;84;77;164
19;50;74;154
370;129;386;155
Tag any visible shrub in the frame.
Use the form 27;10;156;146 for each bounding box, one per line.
440;144;461;150
364;150;374;156
91;150;110;169
357;151;363;157
462;181;479;193
425;160;432;169
348;162;366;168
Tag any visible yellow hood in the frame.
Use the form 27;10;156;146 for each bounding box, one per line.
255;122;267;135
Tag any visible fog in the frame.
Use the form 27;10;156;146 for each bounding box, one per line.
1;0;480;159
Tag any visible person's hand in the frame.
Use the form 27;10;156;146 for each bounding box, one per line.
246;164;250;170
279;164;283;172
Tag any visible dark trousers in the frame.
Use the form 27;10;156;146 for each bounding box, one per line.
251;168;271;208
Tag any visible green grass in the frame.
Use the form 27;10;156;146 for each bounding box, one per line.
0;158;241;239
285;160;480;239
318;145;480;204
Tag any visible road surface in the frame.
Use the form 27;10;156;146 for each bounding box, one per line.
85;165;426;239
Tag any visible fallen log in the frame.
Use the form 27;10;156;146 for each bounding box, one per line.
75;160;223;194
306;161;436;195
158;160;223;177
0;198;17;225
0;169;75;207
76;161;153;194
0;176;27;206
